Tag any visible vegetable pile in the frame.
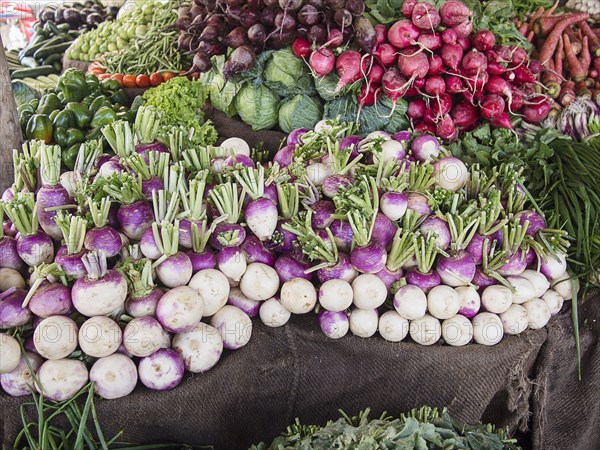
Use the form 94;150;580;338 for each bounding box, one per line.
0;112;576;401
37;1;119;32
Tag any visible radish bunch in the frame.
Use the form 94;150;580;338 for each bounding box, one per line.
301;0;552;141
0;115;573;401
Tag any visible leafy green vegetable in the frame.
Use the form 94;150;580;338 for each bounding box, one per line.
278;95;323;133
315;73;356;101
251;407;521;450
142;77;210;129
234;83;280;131
264;49;315;96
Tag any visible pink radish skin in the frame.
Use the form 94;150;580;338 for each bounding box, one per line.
490;112;512;129
401;0;418;19
382;68;409;112
327;29;344;47
367;64;384;83
473;30;495;52
453;20;473;39
510;46;528;65
485;75;512;101
335;51;365;92
388;20;420;49
522;97;552;124
451;101;479;129
456;37;472;50
440;43;463;70
513;66;535;85
374;24;387;45
428;54;443;76
480;94;506;120
445;75;464;94
487;61;505;75
414;121;435;133
462;50;487;75
309;47;335;77
422;108;436;124
417;33;442;51
407;98;426;120
358;82;378;107
509;88;524;110
397;46;429;79
442;28;457;44
411;3;441;30
373;43;398;67
431;93;453;116
436;115;458;142
424;76;446;95
439;1;471;27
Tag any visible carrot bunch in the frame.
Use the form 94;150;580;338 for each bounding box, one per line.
516;1;600;106
87;62;198;89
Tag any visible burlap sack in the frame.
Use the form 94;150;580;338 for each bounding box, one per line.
2;291;598;450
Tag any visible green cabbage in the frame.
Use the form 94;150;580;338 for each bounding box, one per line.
209;73;242;118
264;49;312;94
278;95;323;133
234;84;280;131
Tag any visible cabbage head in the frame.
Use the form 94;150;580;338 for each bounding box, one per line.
209;72;242;117
278;95;323;133
264;49;313;94
234;84;280;131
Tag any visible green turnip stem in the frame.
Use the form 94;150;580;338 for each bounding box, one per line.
75;139;103;175
327;140;363;175
88;198;111;228
163;164;184;195
122;244;141;261
209;182;243;224
282;212;337;264
191;217;222;253
82;251;108;280
16;151;38;193
182;147;211;172
103;174;143;204
335;176;379;217
55;212;87;254
402;210;424;232
408;163;435;192
380;169;408;193
10;149;24;192
347;206;377;248
151;190;180;223
152;220;181;267
466;165;497;198
386;229;416;272
502;219;529;254
234;166;265;200
180;178;207;220
21;263;61;308
479;191;507;234
121;259;156;299
216;228;241;247
165;126;190;161
102;120;134;158
415;235;443;273
277;183;299;219
134;106;161;144
40;144;61;187
125;154;152;180
447;213;480;252
3;193;37;236
537;229;570;257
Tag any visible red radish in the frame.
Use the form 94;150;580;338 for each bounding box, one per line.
453;20;473;39
522;96;552;123
382;68;409;114
462;50;487;74
388;20;420;49
367;64;385;83
440;43;463;70
464;70;488;94
417;33;442;51
487;61;505;75
309;47;335;77
509;88;524;110
373;43;397;67
442;28;457;44
445;75;464;94
480;94;505;120
397;46;429;79
407;98;426;120
439;1;471;27
411;3;441;30
414;121;435;133
422;107;436;124
428;54;443;76
485;75;512;99
451;101;479;129
473;30;495;52
436;115;458;142
414;77;425;89
401;0;418;19
335;50;365;92
456;37;472;50
424;76;446;96
358;82;378;107
510;46;528;65
431;93;453;116
489;112;512;129
292;37;311;58
513;65;534;85
326;29;344;47
374;24;387;45
405;86;419;97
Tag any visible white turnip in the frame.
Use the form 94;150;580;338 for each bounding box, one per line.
318;279;353;312
156;286;204;333
393;284;427;320
551;273;578;301
90;353;138;399
239;262;280;301
123;316;166;357
441;314;473;346
33;316;78;360
455;286;480;318
259;298;291;327
506;276;536;304
427;285;461;319
0;333;21;374
520;270;551;298
472;312;504;346
36;359;88;401
172;322;223;373
1;352;43;396
410;314;441;345
433;157;468;192
351;274;387;309
378;311;409;342
500;304;529;335
210;305;252;350
280;278;317;314
480;285;513;314
524;298;552;330
78;316;122;358
542;290;564;316
188;268;230;316
349;308;379;338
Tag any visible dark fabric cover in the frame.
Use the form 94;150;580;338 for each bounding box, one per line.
1;292;599;450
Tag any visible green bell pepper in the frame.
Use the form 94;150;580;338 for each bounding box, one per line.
86;127;102;141
89;95;110;114
20;111;34;135
64;128;86;147
109;90;130;107
65;103;92;128
17;104;35;115
26;114;53;144
37;93;62;115
116;110;134;122
62;144;80;171
28;98;39;110
48;110;60;123
54;127;68;147
100;78;121;93
53;110;75;130
57;68;89;103
90;106;118;128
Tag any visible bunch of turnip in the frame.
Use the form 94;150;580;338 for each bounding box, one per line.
299;0;552;141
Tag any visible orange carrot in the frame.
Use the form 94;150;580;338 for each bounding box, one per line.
563;34;587;82
529;6;545;29
559;80;576;106
579;36;591;72
578;21;600;57
555;33;564;76
565;27;582;55
519;22;529;36
534;13;587;37
543;0;559;18
538;13;589;65
527;30;535;43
